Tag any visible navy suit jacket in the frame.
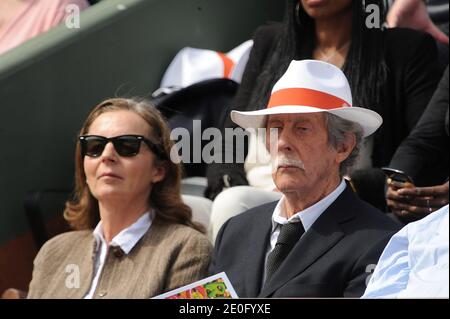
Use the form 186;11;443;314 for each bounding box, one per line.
209;186;400;297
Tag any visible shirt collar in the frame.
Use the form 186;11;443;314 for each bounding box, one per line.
271;179;346;232
93;209;154;255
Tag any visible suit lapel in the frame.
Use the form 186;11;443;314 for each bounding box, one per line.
243;203;274;297
258;186;356;297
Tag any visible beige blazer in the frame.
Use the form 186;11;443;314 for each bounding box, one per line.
27;219;212;298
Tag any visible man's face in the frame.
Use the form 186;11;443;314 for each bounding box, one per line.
266;113;342;196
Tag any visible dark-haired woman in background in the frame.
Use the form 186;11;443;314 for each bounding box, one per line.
28;98;212;298
386;67;449;223
206;0;441;238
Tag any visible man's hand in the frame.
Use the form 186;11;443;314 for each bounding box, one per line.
387;0;449;45
386;179;449;222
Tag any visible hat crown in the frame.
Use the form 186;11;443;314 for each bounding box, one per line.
272;60;352;107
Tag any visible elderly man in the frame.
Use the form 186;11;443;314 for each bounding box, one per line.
209;60;400;297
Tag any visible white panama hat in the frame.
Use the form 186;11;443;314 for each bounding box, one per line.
231;60;382;137
159;40;254;93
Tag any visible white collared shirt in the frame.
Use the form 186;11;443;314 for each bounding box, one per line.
263;179;346;283
84;210;154;299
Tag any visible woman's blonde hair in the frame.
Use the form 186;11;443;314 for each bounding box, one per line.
64;98;205;233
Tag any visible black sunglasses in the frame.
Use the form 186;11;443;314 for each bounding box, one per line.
79;135;166;159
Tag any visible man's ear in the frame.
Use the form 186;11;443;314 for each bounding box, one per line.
336;132;356;164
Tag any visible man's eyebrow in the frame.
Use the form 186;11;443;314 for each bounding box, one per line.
293;119;312;125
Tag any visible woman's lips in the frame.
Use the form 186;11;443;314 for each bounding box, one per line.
99;172;122;180
304;0;327;7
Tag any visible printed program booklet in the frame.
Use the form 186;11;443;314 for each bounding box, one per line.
153;272;239;299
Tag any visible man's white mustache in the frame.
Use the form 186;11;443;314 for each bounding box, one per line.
272;155;305;170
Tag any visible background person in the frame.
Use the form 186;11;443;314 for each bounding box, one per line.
385;67;449;223
0;0;90;55
363;204;449;298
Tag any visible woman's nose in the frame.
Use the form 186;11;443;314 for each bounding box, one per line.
100;142;118;162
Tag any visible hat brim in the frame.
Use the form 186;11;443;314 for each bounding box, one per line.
231;105;382;137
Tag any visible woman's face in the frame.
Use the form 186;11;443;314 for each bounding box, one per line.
300;0;352;19
83;110;165;205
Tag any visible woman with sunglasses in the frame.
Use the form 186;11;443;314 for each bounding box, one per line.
27;98;212;298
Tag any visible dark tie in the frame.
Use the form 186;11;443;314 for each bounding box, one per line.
265;222;305;282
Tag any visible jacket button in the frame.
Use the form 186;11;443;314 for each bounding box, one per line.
112;246;124;258
98;291;107;297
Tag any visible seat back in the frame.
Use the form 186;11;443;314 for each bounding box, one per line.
24;190;71;250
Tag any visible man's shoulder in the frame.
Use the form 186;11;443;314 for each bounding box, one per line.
340;193;401;234
407;204;449;235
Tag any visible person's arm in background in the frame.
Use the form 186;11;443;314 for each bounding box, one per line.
386;67;449;221
205;24;279;200
402;30;441;133
387;180;448;220
387;0;449;44
50;0;90;27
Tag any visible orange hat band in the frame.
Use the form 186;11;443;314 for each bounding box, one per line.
216;52;235;79
267;88;350;110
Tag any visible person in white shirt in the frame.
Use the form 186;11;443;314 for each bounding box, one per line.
363;204;449;298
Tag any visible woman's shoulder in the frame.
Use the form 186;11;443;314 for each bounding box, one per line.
382;27;438;73
149;221;211;249
158;222;208;240
39;230;92;255
252;22;284;46
254;22;284;37
383;27;436;53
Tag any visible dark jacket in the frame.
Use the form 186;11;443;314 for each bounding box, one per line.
389;67;449;186
209;186;400;297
